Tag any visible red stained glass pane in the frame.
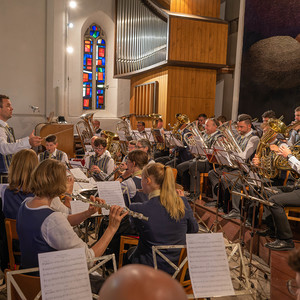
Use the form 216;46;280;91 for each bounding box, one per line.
85;44;90;52
87;58;92;66
84;99;89;107
98;48;105;57
87;66;92;70
83;73;88;82
97;73;103;81
98;96;103;104
86;88;90;95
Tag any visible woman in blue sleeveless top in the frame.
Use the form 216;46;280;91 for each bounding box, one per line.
2;149;38;220
17;159;126;270
128;163;198;275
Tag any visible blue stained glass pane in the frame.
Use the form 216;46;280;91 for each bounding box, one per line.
92;25;96;30
88;73;92;80
102;58;105;65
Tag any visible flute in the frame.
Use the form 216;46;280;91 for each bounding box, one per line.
72;195;149;221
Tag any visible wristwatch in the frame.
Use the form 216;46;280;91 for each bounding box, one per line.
287;154;293;160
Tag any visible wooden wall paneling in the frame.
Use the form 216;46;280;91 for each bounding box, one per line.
130;68;169;128
170;0;220;18
149;84;153;113
166;67;216;125
168;17;228;66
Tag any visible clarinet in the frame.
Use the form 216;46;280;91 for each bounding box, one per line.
104;164;122;181
75;196;149;221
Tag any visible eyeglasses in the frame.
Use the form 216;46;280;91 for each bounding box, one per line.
94;147;105;151
287;279;300;296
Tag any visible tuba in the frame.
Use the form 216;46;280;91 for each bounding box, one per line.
172;113;190;141
76;113;95;152
101;130;121;161
149;113;165;151
257;117;300;179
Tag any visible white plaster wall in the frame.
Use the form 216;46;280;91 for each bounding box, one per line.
0;0;130;138
0;0;47;138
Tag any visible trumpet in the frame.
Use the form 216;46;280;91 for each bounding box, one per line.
71;193;149;221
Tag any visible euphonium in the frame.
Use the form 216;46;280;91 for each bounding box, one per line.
183;121;207;148
217;120;242;153
284;120;300;138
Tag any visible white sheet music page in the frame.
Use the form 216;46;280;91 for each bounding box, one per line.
97;181;125;215
38;248;92;300
186;233;234;298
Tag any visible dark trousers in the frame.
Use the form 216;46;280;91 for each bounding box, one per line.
189;159;211;195
268;188;300;240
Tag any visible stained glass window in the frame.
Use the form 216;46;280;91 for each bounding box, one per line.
82;24;106;110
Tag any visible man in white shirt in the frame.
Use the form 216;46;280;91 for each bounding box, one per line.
0;95;41;180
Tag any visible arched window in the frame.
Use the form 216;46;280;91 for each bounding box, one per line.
82;24;106;110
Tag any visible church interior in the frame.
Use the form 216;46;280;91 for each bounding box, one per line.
1;0;300;299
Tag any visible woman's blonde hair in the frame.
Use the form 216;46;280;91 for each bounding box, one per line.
8;149;38;193
30;159;67;199
142;163;185;221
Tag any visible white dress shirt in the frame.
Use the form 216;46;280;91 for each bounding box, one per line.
0;120;30;155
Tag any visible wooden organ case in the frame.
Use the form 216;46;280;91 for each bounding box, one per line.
114;0;228;128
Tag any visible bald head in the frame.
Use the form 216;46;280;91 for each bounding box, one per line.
99;265;187;300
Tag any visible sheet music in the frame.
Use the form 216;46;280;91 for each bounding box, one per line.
38;248;92;300
97;181;126;215
213;145;233;167
186;233;234;298
189;136;207;155
70;200;99;216
70;168;96;192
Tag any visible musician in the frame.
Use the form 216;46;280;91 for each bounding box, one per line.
121;150;148;205
88;137;114;180
127;163;198;275
262;110;276;124
208;114;260;217
263;144;299;251
99;150;148;262
92;119;102;135
38;134;69;164
0;95;41;182
136;138;155;164
288;106;300;146
187;118;223;199
117;140;137;182
0;149;70;270
217;115;227;125
99;265;188;300
17;159;126;270
91;135;111;157
287;249;300;298
196;113;207;130
137;121;146;134
153;118;169;159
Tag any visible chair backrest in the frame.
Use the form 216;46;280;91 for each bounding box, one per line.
9;273;41;300
5;218;20;270
171;168;178;180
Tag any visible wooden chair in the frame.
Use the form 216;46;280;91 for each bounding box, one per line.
199;172;208;200
118;235;139;268
171;168;178;180
6;268;41;300
284;207;300;222
5;218;20;270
